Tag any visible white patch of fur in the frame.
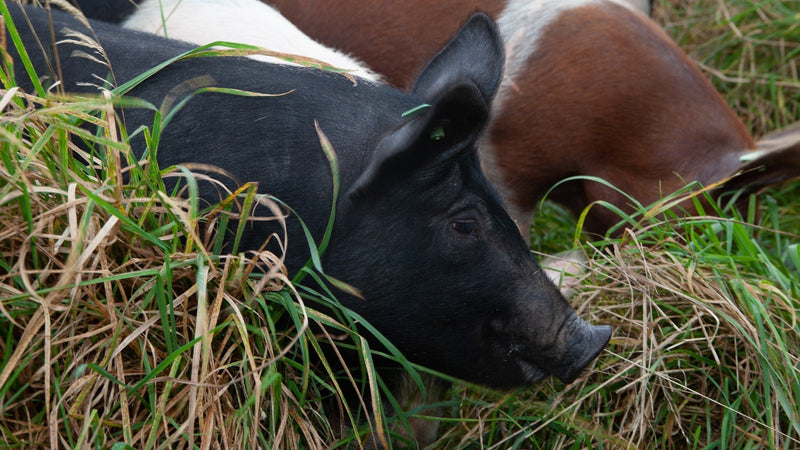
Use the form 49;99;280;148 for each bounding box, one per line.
541;250;587;299
123;0;379;81
621;0;652;15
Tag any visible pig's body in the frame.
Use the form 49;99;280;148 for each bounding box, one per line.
8;4;609;393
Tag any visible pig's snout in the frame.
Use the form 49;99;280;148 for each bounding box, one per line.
491;311;611;386
552;318;612;384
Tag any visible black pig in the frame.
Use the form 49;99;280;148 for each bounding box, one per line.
6;3;610;390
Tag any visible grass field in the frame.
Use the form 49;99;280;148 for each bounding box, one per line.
2;1;800;448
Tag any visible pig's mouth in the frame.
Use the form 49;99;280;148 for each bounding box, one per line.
507;342;603;385
497;342;546;383
516;358;547;383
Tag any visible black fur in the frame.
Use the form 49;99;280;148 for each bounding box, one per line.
69;0;141;23
6;3;610;389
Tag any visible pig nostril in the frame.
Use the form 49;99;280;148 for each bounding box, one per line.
557;324;612;384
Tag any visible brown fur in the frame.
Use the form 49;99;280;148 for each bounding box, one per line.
487;3;755;233
268;0;507;88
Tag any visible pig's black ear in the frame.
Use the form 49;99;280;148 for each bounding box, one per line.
346;13;503;201
412;13;504;108
347;81;490;201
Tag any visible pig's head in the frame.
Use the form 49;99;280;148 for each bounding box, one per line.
322;14;611;388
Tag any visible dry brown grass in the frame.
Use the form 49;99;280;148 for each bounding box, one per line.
0;88;345;447
570;235;796;447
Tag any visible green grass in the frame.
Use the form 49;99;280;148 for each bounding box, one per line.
2;1;800;449
656;0;800;136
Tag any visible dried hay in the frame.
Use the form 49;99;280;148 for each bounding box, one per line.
433;220;800;448
0;87;341;448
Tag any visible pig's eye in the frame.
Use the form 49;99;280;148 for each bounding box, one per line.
451;219;479;238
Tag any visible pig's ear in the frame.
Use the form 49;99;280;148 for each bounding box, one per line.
347;82;490;201
719;122;800;193
412;12;504;108
346;13;503;201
